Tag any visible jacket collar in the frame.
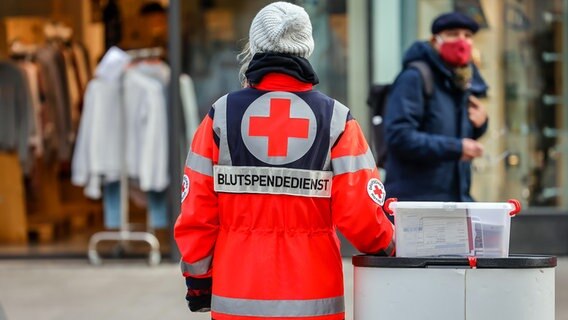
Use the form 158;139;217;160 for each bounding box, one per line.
251;73;313;92
245;52;319;86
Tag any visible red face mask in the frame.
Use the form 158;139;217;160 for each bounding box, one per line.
438;38;472;67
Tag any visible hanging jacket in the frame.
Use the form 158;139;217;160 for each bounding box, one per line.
124;62;170;192
175;53;395;320
384;41;489;202
0;61;33;170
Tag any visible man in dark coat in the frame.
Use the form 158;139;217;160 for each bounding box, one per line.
384;12;488;202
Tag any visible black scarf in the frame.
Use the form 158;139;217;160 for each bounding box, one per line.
245;53;319;85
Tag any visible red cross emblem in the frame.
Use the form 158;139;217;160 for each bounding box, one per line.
367;178;385;205
373;185;384;198
181;174;190;203
248;98;310;157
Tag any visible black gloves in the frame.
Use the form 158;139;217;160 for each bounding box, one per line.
185;276;212;312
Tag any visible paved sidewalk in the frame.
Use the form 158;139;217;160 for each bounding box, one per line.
0;259;355;320
0;257;566;320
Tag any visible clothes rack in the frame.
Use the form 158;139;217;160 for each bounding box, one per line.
126;46;164;60
87;47;164;266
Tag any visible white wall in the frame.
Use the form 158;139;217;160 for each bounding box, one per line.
372;0;402;84
348;0;371;137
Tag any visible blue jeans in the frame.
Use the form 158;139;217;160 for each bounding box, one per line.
102;182;168;229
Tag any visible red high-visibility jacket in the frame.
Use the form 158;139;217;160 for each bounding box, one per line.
175;73;395;320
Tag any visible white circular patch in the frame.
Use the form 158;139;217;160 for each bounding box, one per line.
181;174;190;203
367;178;386;206
241;92;317;165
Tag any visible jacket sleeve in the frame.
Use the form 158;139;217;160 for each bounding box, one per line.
174;109;220;278
384;69;463;163
331;117;395;255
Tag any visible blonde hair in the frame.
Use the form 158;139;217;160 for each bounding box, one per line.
237;41;253;87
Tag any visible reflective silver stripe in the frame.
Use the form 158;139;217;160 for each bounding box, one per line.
185;151;213;177
212;94;231;165
325;100;349;170
212;295;344;317
213;165;332;198
331;148;376;175
323;152;332;171
180;256;212;276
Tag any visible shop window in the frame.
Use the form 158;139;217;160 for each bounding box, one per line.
502;0;565;208
0;0;175;256
180;0;348;118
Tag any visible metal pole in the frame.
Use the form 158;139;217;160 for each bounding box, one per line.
168;0;182;262
562;0;568;209
367;0;374;87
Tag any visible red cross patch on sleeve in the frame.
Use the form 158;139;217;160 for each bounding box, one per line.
367;178;386;206
181;174;190;203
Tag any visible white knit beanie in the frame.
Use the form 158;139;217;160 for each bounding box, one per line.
249;2;314;59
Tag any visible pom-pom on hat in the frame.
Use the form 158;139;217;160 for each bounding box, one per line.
431;12;480;34
249;1;314;58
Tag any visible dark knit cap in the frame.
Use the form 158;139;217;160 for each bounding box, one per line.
431;12;480;34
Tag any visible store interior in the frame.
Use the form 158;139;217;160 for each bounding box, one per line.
0;0;174;258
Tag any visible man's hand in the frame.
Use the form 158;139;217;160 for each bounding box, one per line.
468;95;487;128
185;276;212;312
461;138;484;161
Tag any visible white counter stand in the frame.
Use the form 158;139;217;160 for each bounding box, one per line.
352;255;556;320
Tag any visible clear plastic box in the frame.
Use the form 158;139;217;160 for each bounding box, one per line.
385;200;520;258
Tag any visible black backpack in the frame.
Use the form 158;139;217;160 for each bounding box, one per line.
367;61;434;168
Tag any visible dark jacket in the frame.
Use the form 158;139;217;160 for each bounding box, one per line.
384;41;488;201
0;62;33;170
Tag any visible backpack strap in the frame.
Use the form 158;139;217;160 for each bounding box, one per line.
407;61;434;98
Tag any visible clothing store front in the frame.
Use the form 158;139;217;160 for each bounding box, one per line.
0;0;362;259
10;0;563;258
0;0;177;258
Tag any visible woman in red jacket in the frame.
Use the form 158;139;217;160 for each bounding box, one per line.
174;2;395;319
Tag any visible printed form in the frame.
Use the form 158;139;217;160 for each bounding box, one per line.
396;208;472;257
